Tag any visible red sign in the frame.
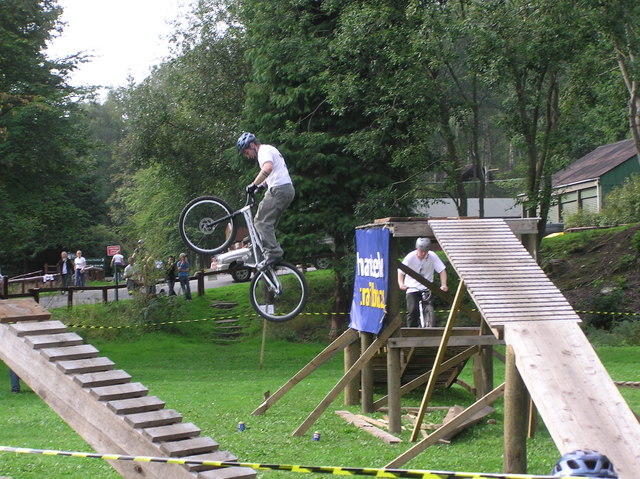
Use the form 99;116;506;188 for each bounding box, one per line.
107;245;121;256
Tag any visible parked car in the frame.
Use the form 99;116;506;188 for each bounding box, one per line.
210;238;333;283
210;243;254;283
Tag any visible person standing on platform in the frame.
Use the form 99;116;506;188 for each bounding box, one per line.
397;238;448;327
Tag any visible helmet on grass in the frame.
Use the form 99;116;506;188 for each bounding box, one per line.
416;238;431;251
552;450;618;478
237;132;256;153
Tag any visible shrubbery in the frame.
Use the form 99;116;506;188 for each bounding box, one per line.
565;174;640;227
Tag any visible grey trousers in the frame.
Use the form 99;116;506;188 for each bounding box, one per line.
255;183;295;260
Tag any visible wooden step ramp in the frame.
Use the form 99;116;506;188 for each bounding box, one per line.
429;219;640;478
0;299;255;479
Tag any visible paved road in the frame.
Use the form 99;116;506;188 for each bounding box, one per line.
36;274;239;310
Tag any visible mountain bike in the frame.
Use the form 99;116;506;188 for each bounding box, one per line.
178;190;308;322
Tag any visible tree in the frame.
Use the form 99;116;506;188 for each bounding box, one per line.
469;0;592;240
238;0;414;336
591;0;640;158
0;0;103;273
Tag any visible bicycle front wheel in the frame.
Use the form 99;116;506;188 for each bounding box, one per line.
179;196;236;255
249;262;308;322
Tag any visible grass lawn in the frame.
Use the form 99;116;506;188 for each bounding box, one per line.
1;273;639;478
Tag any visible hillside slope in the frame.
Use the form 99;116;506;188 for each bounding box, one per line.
540;224;640;329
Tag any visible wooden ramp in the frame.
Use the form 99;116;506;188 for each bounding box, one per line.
429;219;640;479
0;299;255;479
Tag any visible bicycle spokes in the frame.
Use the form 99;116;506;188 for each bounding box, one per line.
249;262;308;322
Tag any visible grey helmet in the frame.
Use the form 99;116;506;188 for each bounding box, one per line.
416;238;431;251
552;450;618;478
237;132;256;153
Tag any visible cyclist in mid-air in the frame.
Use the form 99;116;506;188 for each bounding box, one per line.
237;132;295;271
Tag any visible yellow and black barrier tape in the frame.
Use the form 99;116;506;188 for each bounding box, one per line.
0;445;587;479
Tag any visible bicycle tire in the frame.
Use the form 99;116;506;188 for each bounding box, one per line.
249;261;308;322
179;196;237;255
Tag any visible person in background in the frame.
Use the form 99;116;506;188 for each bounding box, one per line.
73;250;86;287
397;238;448;327
57;251;74;294
110;248;125;282
123;256;138;294
176;253;192;300
237;132;295;271
165;255;177;296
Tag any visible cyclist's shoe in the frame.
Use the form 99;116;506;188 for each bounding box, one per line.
256;257;279;272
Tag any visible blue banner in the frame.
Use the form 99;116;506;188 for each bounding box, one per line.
349;228;389;334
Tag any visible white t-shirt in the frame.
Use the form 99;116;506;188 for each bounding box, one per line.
399;250;446;293
112;253;124;266
258;144;292;188
74;256;86;271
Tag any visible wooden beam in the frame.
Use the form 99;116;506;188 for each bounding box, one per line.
386;383;506;468
252;327;359;415
409;280;466;442
291;314;403;437
335;411;402;444
372;346;479;410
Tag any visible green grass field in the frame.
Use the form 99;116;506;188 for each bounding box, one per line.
1;272;639;478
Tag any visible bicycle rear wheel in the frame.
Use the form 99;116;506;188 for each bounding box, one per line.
179;196;236;255
249;262;308;322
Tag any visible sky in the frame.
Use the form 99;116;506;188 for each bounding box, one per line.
46;0;192;98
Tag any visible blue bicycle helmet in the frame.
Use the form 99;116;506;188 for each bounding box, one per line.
552;450;618;478
237;132;256;153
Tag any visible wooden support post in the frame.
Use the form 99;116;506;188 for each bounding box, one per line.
473;320;494;398
1;276;7;299
343;339;360;406
67;288;74;308
197;271;205;297
102;287;108;303
504;345;528;474
410;280;466;442
31;288;40;303
386;235;402;433
360;332;374;413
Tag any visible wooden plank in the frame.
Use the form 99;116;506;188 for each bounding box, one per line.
0;299;51;322
9;320;67;337
107;396;166;415
198;466;258;479
143;422;200;442
183;450;235;472
160;437;218;457
73;370;131;388
25;332;84;349
124;409;182;428
90;382;148;401
57;357;115;374
40;344;99;361
388;335;503;348
505;321;640;478
252;328;359;416
387;384;506;468
335;411;402;444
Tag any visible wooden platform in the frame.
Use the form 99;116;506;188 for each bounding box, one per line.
0;300;255;479
372;327;499;386
430;219;640;478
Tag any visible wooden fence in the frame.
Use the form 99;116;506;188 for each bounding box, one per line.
0;270;222;308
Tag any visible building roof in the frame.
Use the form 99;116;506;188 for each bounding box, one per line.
553;138;637;188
